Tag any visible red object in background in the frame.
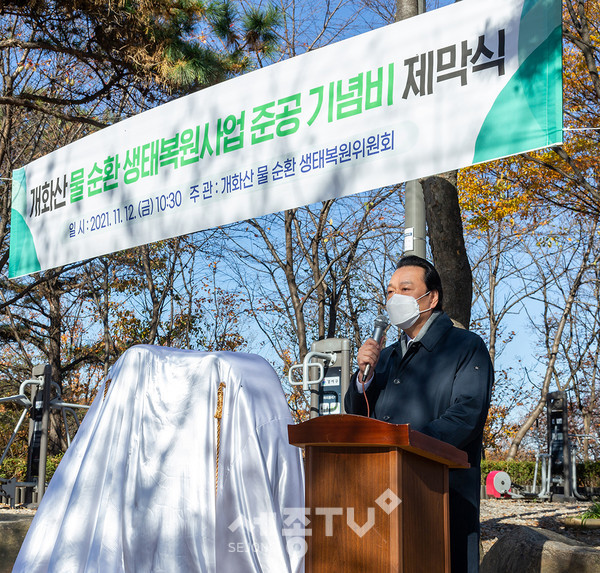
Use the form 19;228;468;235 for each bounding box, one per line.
486;470;512;498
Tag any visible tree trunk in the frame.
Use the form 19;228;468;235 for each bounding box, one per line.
45;276;68;453
583;410;591;461
421;173;472;329
284;211;309;359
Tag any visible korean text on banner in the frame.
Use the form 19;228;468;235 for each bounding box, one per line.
9;0;562;277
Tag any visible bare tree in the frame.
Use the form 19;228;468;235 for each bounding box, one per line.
507;218;600;459
213;189;402;370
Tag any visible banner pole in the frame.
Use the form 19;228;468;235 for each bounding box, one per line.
397;0;427;259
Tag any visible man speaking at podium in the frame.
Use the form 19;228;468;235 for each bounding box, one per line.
344;256;493;573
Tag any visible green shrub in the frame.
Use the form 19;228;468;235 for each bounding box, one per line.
44;454;64;481
481;459;600;488
581;502;600;523
575;461;600;488
0;454;64;482
0;457;27;480
480;460;537;486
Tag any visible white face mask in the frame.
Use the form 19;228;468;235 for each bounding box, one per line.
386;291;432;330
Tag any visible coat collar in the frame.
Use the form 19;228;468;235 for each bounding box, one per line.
416;311;454;351
392;311;454;356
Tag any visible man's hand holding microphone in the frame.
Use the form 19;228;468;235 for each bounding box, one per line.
358;314;389;384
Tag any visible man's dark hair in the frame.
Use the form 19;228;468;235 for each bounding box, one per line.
396;255;443;311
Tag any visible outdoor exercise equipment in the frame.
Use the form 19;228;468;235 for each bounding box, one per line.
0;364;88;507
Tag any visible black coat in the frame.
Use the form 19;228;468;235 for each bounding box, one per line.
344;312;493;573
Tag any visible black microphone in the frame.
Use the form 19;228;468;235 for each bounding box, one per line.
363;314;389;381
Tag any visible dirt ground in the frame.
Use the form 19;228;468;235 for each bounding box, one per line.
480;498;600;555
3;499;600;564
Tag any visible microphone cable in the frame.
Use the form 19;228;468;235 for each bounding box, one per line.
361;375;370;418
360;314;389;419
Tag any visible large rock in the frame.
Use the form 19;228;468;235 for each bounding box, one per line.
481;525;600;573
0;514;33;573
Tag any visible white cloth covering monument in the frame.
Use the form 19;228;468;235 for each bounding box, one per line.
13;346;305;572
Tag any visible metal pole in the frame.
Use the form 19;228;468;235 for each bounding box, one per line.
37;364;52;502
395;0;423;20
404;180;427;258
563;429;573;499
397;0;426;259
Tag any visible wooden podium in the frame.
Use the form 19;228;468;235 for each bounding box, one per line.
288;414;469;573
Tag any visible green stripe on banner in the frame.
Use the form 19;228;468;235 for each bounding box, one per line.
473;0;562;164
9;169;40;277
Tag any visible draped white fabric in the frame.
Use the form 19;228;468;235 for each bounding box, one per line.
13;346;305;573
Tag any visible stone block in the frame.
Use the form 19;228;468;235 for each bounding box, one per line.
0;515;33;573
481;525;600;573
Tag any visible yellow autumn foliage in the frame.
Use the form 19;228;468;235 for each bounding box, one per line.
458;0;600;231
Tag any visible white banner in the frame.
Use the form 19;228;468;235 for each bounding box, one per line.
9;0;562;277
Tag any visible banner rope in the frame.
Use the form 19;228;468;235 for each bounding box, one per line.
103;378;112;399
214;382;227;497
